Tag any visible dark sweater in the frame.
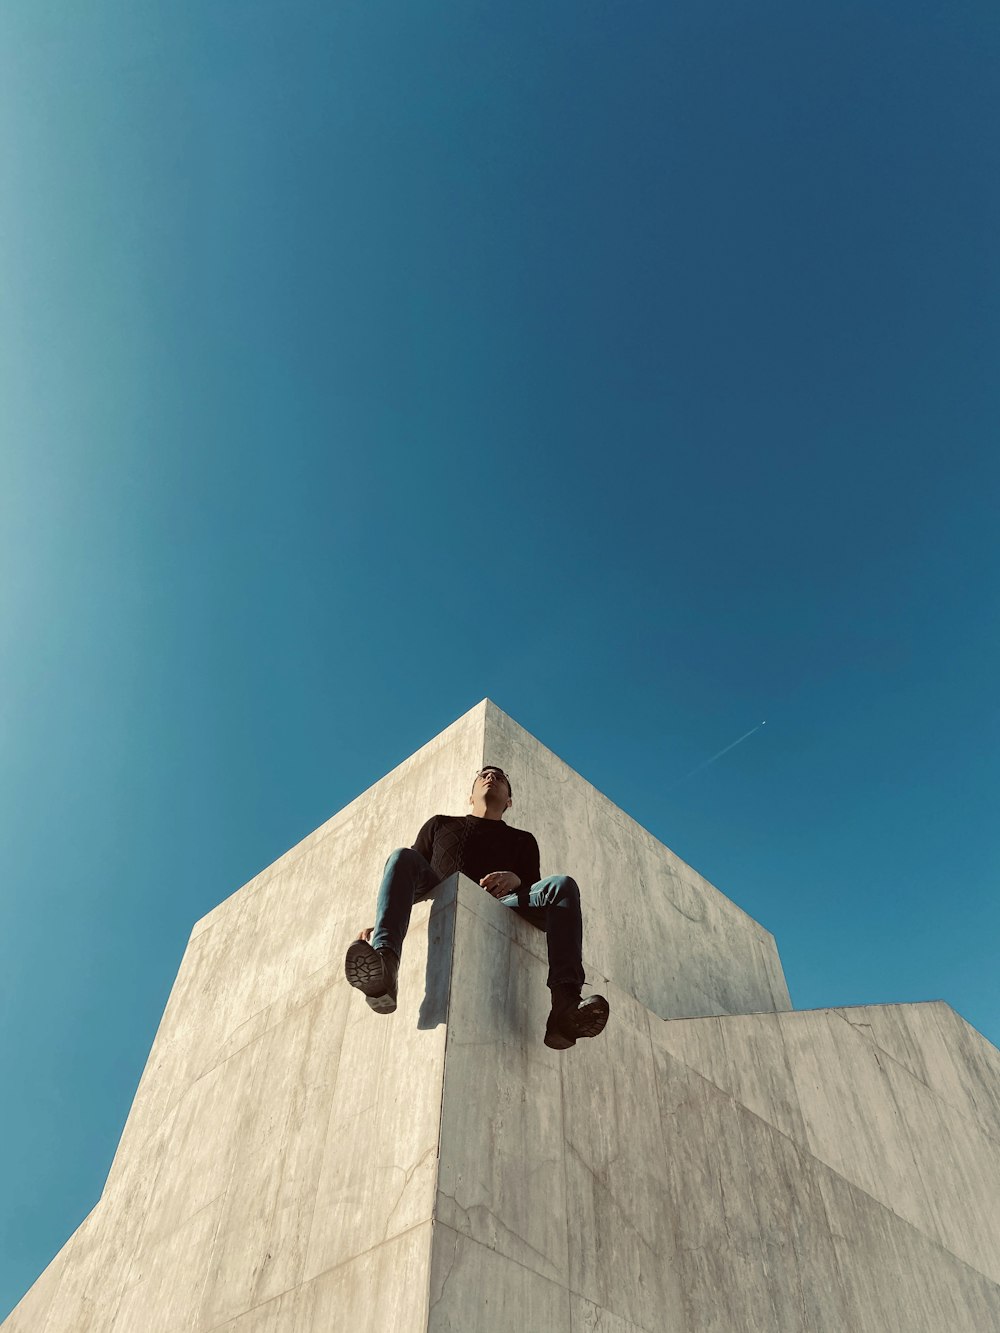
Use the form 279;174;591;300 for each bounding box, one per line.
412;814;541;906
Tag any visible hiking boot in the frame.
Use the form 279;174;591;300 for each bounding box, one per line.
544;991;610;1050
345;940;399;1013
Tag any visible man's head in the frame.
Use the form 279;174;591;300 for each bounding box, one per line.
469;766;512;817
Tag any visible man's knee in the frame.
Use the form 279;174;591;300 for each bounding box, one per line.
546;874;580;905
384;846;423;873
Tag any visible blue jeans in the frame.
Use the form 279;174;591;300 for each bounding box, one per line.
371;847;586;991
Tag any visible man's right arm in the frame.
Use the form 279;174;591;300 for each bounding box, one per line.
411;816;439;865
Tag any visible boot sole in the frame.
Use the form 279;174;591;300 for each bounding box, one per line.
345;941;397;1014
544;995;610;1049
571;995;610;1039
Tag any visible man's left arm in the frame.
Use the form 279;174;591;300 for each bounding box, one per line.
516;832;541;906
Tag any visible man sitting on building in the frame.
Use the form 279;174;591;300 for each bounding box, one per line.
345;765;610;1050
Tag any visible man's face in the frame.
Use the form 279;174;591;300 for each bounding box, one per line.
471;767;511;810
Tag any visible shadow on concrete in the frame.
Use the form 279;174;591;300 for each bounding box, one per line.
418;878;457;1030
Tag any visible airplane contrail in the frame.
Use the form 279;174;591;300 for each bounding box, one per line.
667;721;767;791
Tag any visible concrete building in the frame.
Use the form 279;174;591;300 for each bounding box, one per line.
5;700;999;1330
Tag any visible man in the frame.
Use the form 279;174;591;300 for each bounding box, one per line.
345;766;610;1050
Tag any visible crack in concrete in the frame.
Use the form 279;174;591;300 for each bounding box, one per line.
829;1009;1000;1151
436;1190;557;1275
427;1224;460;1313
563;1140;660;1256
382;1146;436;1241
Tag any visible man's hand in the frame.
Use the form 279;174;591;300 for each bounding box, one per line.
479;871;521;899
356;926;374;942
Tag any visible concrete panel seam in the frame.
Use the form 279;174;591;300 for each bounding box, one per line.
565;1131;661;1257
429;1220;461;1317
809;1147;857;1324
381;1147;438;1245
136;887;452;1181
199;1006;335;1326
651;1034;1000;1288
435;875;462;1162
428;1218;660;1333
109;1189;227;1325
720;1013;802;1133
450;894;601;1008
658;1006;1000;1153
121;973;340;1182
454;895;545;955
866;1027;952;1257
731;1086;792;1332
558;986;573;1320
199;1218;435;1333
435;1189;558;1276
193;1190;232;1328
122;1043;264;1321
827;1008;1000;1152
193;960;346;1089
648;1024;706;1331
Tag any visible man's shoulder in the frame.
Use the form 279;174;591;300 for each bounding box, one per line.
501;820;538;844
426;814;536;842
423;813;464;831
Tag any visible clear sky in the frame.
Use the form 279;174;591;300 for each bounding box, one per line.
2;0;998;1317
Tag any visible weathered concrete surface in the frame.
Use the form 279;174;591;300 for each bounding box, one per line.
656;1002;1000;1287
6;702;998;1331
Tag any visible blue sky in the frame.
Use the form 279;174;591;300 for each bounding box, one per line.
2;0;998;1316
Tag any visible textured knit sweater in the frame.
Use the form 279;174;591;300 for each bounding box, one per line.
412;814;541;906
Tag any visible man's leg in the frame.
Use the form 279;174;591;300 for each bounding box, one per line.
345;847;441;1013
371;847;442;960
499;875;609;1048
